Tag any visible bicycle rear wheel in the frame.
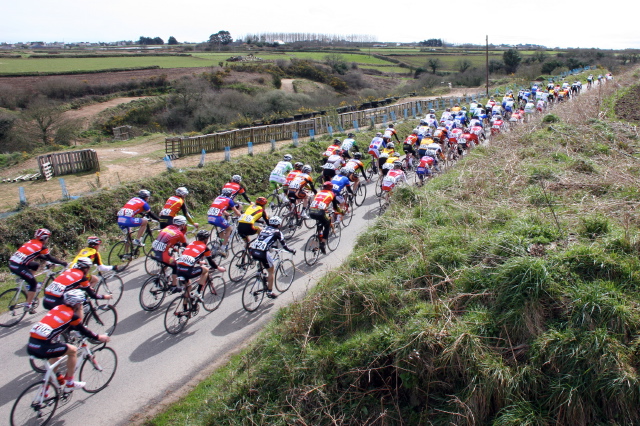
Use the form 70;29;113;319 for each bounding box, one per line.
375;179;383;197
107;241;131;271
164;296;189;334
141;227;157;257
327;224;342;252
79;346;118;393
0;288;27;327
201;275;226;312
228;250;254;283
275;259;296;293
10;381;58;426
354;183;367;206
84;305;117;339
281;213;298;240
139;275;167;311
95;275;124;307
304;235;320;266
340;202;353;227
144;254;162;276
242;276;265;312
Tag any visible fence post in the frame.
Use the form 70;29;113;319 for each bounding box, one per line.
390;111;397;122
19;187;27;206
309;129;315;141
271;139;276;152
163;155;174;170
383;114;388;125
403;108;408;120
412;106;416;118
224;147;231;162
293;131;299;147
417;102;422;115
370;117;375;129
198;149;206;168
352;121;359;133
59;178;70;200
327;125;333;137
248;142;254;156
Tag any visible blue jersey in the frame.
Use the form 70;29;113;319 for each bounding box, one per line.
330;175;351;195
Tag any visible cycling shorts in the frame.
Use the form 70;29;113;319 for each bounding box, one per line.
9;261;39;291
368;148;380;159
249;249;274;269
176;264;203;279
238;222;259;238
151;251;177;274
208;215;229;229
27;338;68;359
43;296;62;311
117;216;144;229
159;215;175;229
403;144;416;155
287;190;307;201
416;167;431;176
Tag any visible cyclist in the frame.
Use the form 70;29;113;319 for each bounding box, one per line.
42;257;111;312
378;142;397;175
403;129;419;169
416;155;435;183
340;133;360;159
283;162;304;192
322;139;342;162
382;149;402;176
380;161;407;201
9;228;68;314
27;289;110;393
69;236;123;290
424;141;444;172
207;190;242;258
222;175;251;204
326;148;346;171
286;164;317;219
321;162;337;183
330;168;354;214
368;132;386;164
159;187;199;230
117;190;160;247
269;154;294;192
175;230;226;302
248;216;296;299
150;215;188;292
309;181;343;255
383;123;400;142
237;196;269;247
345;152;368;193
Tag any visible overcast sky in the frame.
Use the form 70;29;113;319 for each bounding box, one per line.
3;0;638;50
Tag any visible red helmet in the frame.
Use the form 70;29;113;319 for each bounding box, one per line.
87;236;102;246
322;181;334;190
256;197;268;206
34;228;51;240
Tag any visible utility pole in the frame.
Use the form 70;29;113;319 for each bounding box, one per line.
486;35;489;97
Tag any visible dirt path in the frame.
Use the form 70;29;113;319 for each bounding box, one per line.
63;97;148;129
280;79;295;93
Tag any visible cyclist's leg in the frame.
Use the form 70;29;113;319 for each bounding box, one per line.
11;262;39;305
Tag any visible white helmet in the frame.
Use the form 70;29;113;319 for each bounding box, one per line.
74;257;93;269
302;165;312;174
173;215;187;226
269;216;282;226
64;289;86;307
283;154;293;161
175;187;188;197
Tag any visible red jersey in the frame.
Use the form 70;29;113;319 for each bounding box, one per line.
419;156;434;168
176;240;212;267
404;134;418;145
117;197;149;217
151;224;186;254
288;173;313;192
222;182;244;198
160;195;184;217
310;190;335;211
323;144;340;157
9;239;50;265
346;159;364;172
44;269;90;299
284;170;302;186
30;304;82;342
208;196;236;217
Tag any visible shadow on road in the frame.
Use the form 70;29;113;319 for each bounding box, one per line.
129;329;195;363
210;305;273;337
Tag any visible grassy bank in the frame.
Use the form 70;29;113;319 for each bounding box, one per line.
148;72;640;425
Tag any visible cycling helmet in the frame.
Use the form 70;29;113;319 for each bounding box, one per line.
34;228;51;240
322;181;334;190
376;132;383;137
388;123;394;128
333;138;341;144
232;174;242;183
429;109;436;113
301;165;312;173
347;133;355;138
173;215;187;226
283;154;292;161
256;196;268;206
387;142;395;149
354;152;362;159
340;167;350;175
176;187;189;197
75;257;93;269
138;189;151;199
64;289;86;307
221;188;234;197
445;108;450;112
412;129;419;134
196;230;210;241
462;106;467;111
380;152;389;158
87;236;102;246
393;160;402;169
322;163;335;170
294;161;303;170
268;216;282;227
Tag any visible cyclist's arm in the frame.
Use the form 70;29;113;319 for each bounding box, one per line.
180;204;197;226
69;316;100;341
39;253;67;267
83;283;107;300
145;210;161;222
276;232;295;253
205;255;220;269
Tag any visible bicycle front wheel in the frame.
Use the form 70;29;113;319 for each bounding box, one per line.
201;275;226;312
10;381;59;426
107;241;131;271
79;346;118;393
354;183;367;206
242;276;265;312
141;227;157;257
304;235;320;266
144;254;162;276
139;275;167;311
281;213;298;240
95;275;124;307
340;202;353;228
0;288;27;327
164;296;189;334
228;250;253;283
275;259;296;293
84;305;117;339
375;179;383;197
327;224;342;252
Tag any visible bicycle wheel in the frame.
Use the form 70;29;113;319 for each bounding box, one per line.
266;193;284;217
139;275;167;311
327;224;342;252
10;381;59;426
242;276;265;312
95;275;124;307
141;227;157;256
275;259;296;293
84;305;117;339
229;230;244;256
79;346;118;393
375;179;383;197
378;194;390;215
164;296;189;334
281;213;298;240
354;183;367;207
144;254;162;276
340;201;354;227
201;275;226;312
107;241;131;271
304;235;320;266
228;250;254;283
0;288;27;327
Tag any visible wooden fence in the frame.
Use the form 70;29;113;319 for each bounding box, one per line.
37;149;100;180
164;92;491;157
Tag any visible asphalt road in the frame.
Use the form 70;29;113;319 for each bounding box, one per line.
0;182;384;425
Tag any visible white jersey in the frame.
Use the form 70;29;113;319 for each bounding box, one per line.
269;161;293;184
341;138;356;151
524;102;535;113
327;154;344;169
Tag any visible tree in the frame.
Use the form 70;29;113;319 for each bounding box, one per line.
324;53;348;75
427;58;441;74
503;49;522;74
209;31;233;50
419;39;443;47
456;59;472;73
168;36;178;45
21;96;78;147
138;36;164;45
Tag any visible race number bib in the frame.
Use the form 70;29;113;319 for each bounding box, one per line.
9;251;27;264
311;200;327;210
250;240;268;251
152;240;167;252
207;207;221;216
177;254;196;266
118;208;135;217
30;323;54;339
45;282;67;297
160;208;173;216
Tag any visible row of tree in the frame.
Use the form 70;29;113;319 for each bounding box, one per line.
242;32;377;44
137;36;179;45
